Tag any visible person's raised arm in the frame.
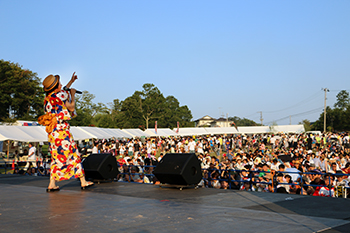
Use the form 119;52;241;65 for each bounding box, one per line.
65;88;76;112
66;72;78;89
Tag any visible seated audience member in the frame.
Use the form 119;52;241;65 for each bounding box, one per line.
313;174;335;197
129;166;142;183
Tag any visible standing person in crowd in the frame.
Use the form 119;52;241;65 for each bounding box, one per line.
24;143;36;171
14;150;20;161
38;72;94;192
92;142;98;154
188;138;196;153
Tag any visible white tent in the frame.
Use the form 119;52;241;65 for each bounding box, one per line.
70;127;97;141
144;128;179;137
176;127;208;136
269;125;305;134
0;124;305;143
204;127;222;135
0;133;7;141
236;126;271;134
0;126;46;142
122;129;149;138
158;128;178;136
15;126;48;142
78;127;112;139
104;128;133;138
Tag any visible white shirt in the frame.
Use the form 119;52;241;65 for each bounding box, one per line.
270;162;280;171
147;143;152;154
128;142;134;151
28;146;36;161
197;142;203;153
188;141;196;151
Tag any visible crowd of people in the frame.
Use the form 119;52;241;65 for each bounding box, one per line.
8;132;350;197
85;132;350;197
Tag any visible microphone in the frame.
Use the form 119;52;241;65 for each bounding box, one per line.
63;86;82;94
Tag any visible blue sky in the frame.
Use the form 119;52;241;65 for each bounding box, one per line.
1;1;349;126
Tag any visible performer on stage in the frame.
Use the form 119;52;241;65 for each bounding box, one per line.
38;72;94;192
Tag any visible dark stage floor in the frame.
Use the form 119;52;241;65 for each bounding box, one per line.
1;175;350;233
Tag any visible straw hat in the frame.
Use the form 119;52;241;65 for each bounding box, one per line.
42;74;60;92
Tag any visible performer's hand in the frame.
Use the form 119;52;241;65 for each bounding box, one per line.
71;72;78;83
70;88;77;96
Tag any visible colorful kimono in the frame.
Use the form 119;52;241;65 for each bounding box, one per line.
43;89;84;181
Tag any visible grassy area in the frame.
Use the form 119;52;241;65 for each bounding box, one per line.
0;167;13;174
42;144;49;156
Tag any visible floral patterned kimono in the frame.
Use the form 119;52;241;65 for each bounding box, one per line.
39;88;84;181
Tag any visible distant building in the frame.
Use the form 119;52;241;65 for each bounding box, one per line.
210;117;233;127
194;115;216;127
194;115;234;127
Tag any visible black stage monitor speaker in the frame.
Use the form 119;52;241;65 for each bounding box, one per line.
82;153;119;180
153;153;202;185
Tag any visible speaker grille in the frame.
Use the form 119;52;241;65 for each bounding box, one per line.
153;153;202;185
83;153;119;180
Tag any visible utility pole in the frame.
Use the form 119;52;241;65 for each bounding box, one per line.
226;113;228;127
258;111;263;125
322;88;329;132
289;115;291;125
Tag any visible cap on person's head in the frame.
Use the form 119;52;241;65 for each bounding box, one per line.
42;74;60;92
336;170;344;175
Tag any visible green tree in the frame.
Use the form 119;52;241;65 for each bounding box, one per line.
334;90;350;110
70;91;108;126
0;60;44;121
118;84;193;128
311;107;330;131
311;107;345;132
138;83;165;129
299;119;311;131
160;96;193;128
228;116;260;126
94;113;114;128
101;99;125;128
119;95;144;128
312;90;350;132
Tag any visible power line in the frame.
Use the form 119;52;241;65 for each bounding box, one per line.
243;89;344;123
329;89;350;92
264;107;323;125
264;91;322;114
244;112;259;118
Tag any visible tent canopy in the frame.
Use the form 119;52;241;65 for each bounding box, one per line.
122;129;149;138
175;127;208;136
0;124;305;143
145;128;178;137
0;126;46;142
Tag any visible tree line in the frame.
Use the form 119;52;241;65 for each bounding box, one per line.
0;60;193;129
2;59;348;132
311;90;350;132
69;83;194;129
